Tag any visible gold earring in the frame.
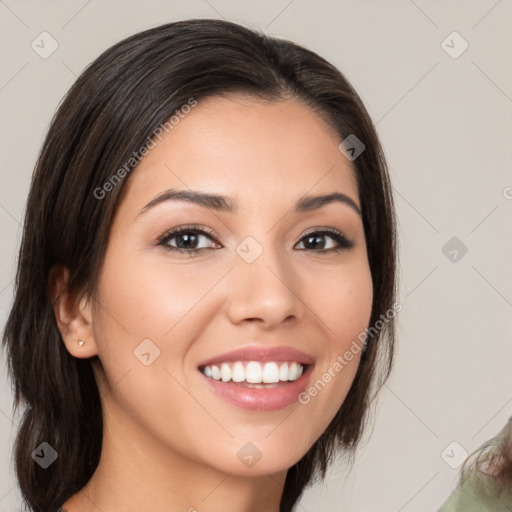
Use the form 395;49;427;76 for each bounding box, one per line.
77;339;85;347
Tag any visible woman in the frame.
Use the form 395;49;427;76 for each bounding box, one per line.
2;19;398;512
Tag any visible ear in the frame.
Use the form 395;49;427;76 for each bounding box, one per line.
48;265;99;359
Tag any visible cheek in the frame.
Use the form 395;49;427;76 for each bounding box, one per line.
90;247;230;456
94;246;221;353
313;258;374;351
297;258;373;435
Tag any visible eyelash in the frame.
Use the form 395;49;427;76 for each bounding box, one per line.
156;224;354;256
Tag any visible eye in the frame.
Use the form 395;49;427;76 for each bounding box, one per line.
156;225;354;256
295;228;354;252
156;225;221;255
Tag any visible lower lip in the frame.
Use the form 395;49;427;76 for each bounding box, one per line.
200;365;313;411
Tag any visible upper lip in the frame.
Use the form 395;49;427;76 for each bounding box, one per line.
197;345;315;368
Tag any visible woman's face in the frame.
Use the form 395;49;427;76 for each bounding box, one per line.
86;95;373;476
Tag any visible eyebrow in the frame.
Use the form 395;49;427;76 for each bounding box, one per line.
138;188;361;217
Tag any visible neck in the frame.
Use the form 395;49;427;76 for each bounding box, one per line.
61;391;286;512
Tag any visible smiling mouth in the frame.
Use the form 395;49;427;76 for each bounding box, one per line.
198;360;308;387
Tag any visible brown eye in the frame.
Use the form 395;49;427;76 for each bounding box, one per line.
295;229;354;252
157;226;221;254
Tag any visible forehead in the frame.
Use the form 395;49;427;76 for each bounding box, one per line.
116;95;359;217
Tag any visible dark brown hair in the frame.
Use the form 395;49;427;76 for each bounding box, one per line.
1;19;398;512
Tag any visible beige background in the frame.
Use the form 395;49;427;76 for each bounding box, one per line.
1;1;511;511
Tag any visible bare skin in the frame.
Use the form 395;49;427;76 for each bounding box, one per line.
52;95;373;512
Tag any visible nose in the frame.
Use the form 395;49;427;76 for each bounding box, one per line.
224;244;305;330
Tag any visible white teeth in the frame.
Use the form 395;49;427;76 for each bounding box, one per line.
290;362;304;379
201;361;306;384
231;362;245;382
245;361;262;383
262;362;279;383
279;362;289;381
211;365;221;380
288;362;299;380
220;363;231;382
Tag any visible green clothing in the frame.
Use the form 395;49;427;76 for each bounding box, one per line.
438;417;512;511
438;470;511;511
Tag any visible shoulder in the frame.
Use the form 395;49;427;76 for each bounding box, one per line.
438;470;510;512
438;417;512;512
